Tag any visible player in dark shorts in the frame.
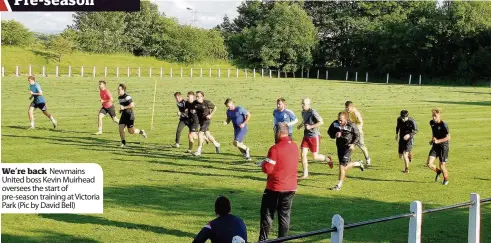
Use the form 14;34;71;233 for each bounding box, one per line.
173;92;189;148
395;110;418;173
426;108;450;185
327;111;365;191
27;76;57;129
117;84;147;147
193;91;220;156
95;80;119;135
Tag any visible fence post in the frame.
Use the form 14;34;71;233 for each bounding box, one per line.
468;193;480;243
116;67;119;78
181;68;184;78
285;71;287;78
408;200;422;243
29;65;32;76
218;68;221;78
93;66;96;77
253;68;256;78
345;71;348;81
236;68;239;78
191;68;193;78
160;68;163;78
200;68;203;78
2;66;4;77
245;69;248;78
149;67;152;77
317;70;320;79
127;67;130;78
104;67;107;78
16;66;19;77
170;68;173;78
331;214;344;243
355;72;358;81
409;74;412;84
386;73;389;84
209;68;212;78
138;67;141;77
419;75;422;85
301;68;304;78
262;69;264;78
277;70;280;79
366;72;368;82
228;68;230;78
56;66;59;77
307;70;310;78
269;70;272;78
326;70;328;80
42;66;45;77
69;66;71;77
81;66;84;77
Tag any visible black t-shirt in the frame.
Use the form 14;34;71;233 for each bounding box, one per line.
176;100;187;119
118;93;133;114
430;120;449;144
186;100;199;123
195;100;215;120
396;117;418;137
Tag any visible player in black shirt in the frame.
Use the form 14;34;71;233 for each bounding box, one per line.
395;110;418;173
117;84;147;147
427;108;450;185
193;196;247;243
327;111;365;191
185;91;205;153
193;91;220;156
173;92;188;148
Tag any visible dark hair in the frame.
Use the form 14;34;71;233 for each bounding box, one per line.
28;75;35;81
99;80;106;85
224;98;233;105
174;92;182;97
118;84;127;91
187;91;195;96
215;196;231;216
277;97;286;103
345;101;353;107
196;91;204;97
400;110;409;117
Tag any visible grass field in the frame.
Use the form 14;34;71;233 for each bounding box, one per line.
1;76;491;243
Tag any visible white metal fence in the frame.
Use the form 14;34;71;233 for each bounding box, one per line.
259;193;489;243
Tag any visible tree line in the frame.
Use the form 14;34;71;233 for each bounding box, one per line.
2;1;491;84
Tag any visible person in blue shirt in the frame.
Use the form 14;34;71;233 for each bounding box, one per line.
273;98;298;143
193;196;247;243
27;76;57;129
223;98;251;160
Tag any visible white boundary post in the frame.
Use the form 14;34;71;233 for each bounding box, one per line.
253;68;256;78
181;68;184;78
228;68;230;78
29;65;32;76
386;73;389;84
236;68;239;78
317;70;320;79
269;70;272;78
81;66;84;77
408;200;422;243
116;67;119;78
56;66;59;77
138;67;141;77
246;69;248;78
16;66;19;77
419;75;422;85
301;68;304;78
160;67;163;78
345;71;348;81
261;68;264;78
366;72;368;82
42;66;45;77
331;214;344;243
277;70;280;79
355;72;358;81
104;67;107;77
191;68;193;78
307;70;310;78
209;68;211;78
93;66;96;77
2;66;4;77
200;68;203;78
127;67;130;77
218;68;221;78
68;66;72;77
149;67;152;77
409;74;412;84
326;70;328;80
170;68;173;78
468;193;480;243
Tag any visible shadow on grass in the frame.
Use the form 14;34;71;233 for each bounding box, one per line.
152;169;264;182
2;230;100;243
6;125;90;135
39;214;195;238
423;100;491;106
450;91;491;95
31;49;58;62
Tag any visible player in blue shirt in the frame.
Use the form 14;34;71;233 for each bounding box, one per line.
223;98;251;160
273;98;298;143
27;76;57;129
193;196;247;243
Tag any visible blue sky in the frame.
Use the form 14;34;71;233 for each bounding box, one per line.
1;0;243;33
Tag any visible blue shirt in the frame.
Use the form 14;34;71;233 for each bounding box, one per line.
193;214;247;243
273;109;297;134
226;106;248;129
29;82;46;104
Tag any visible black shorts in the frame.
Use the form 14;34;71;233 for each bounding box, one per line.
30;102;47;111
337;146;352;166
429;144;449;163
199;119;211;132
100;105;116;118
119;112;135;128
398;138;414;154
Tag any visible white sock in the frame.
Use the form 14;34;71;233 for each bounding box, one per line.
30;121;35;127
353;161;362;167
49;115;56;123
98;127;102;132
197;146;202;152
336;180;343;187
213;141;220;147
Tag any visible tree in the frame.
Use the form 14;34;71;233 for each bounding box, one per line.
1;20;34;46
123;1;161;56
47;35;75;62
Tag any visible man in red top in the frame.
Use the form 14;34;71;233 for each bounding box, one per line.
257;122;298;241
95;80;119;135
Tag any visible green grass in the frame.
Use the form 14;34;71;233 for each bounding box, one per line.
1;46;237;77
1;76;491;243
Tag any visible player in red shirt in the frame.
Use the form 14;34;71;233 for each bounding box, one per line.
257;122;298;241
95;81;119;135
